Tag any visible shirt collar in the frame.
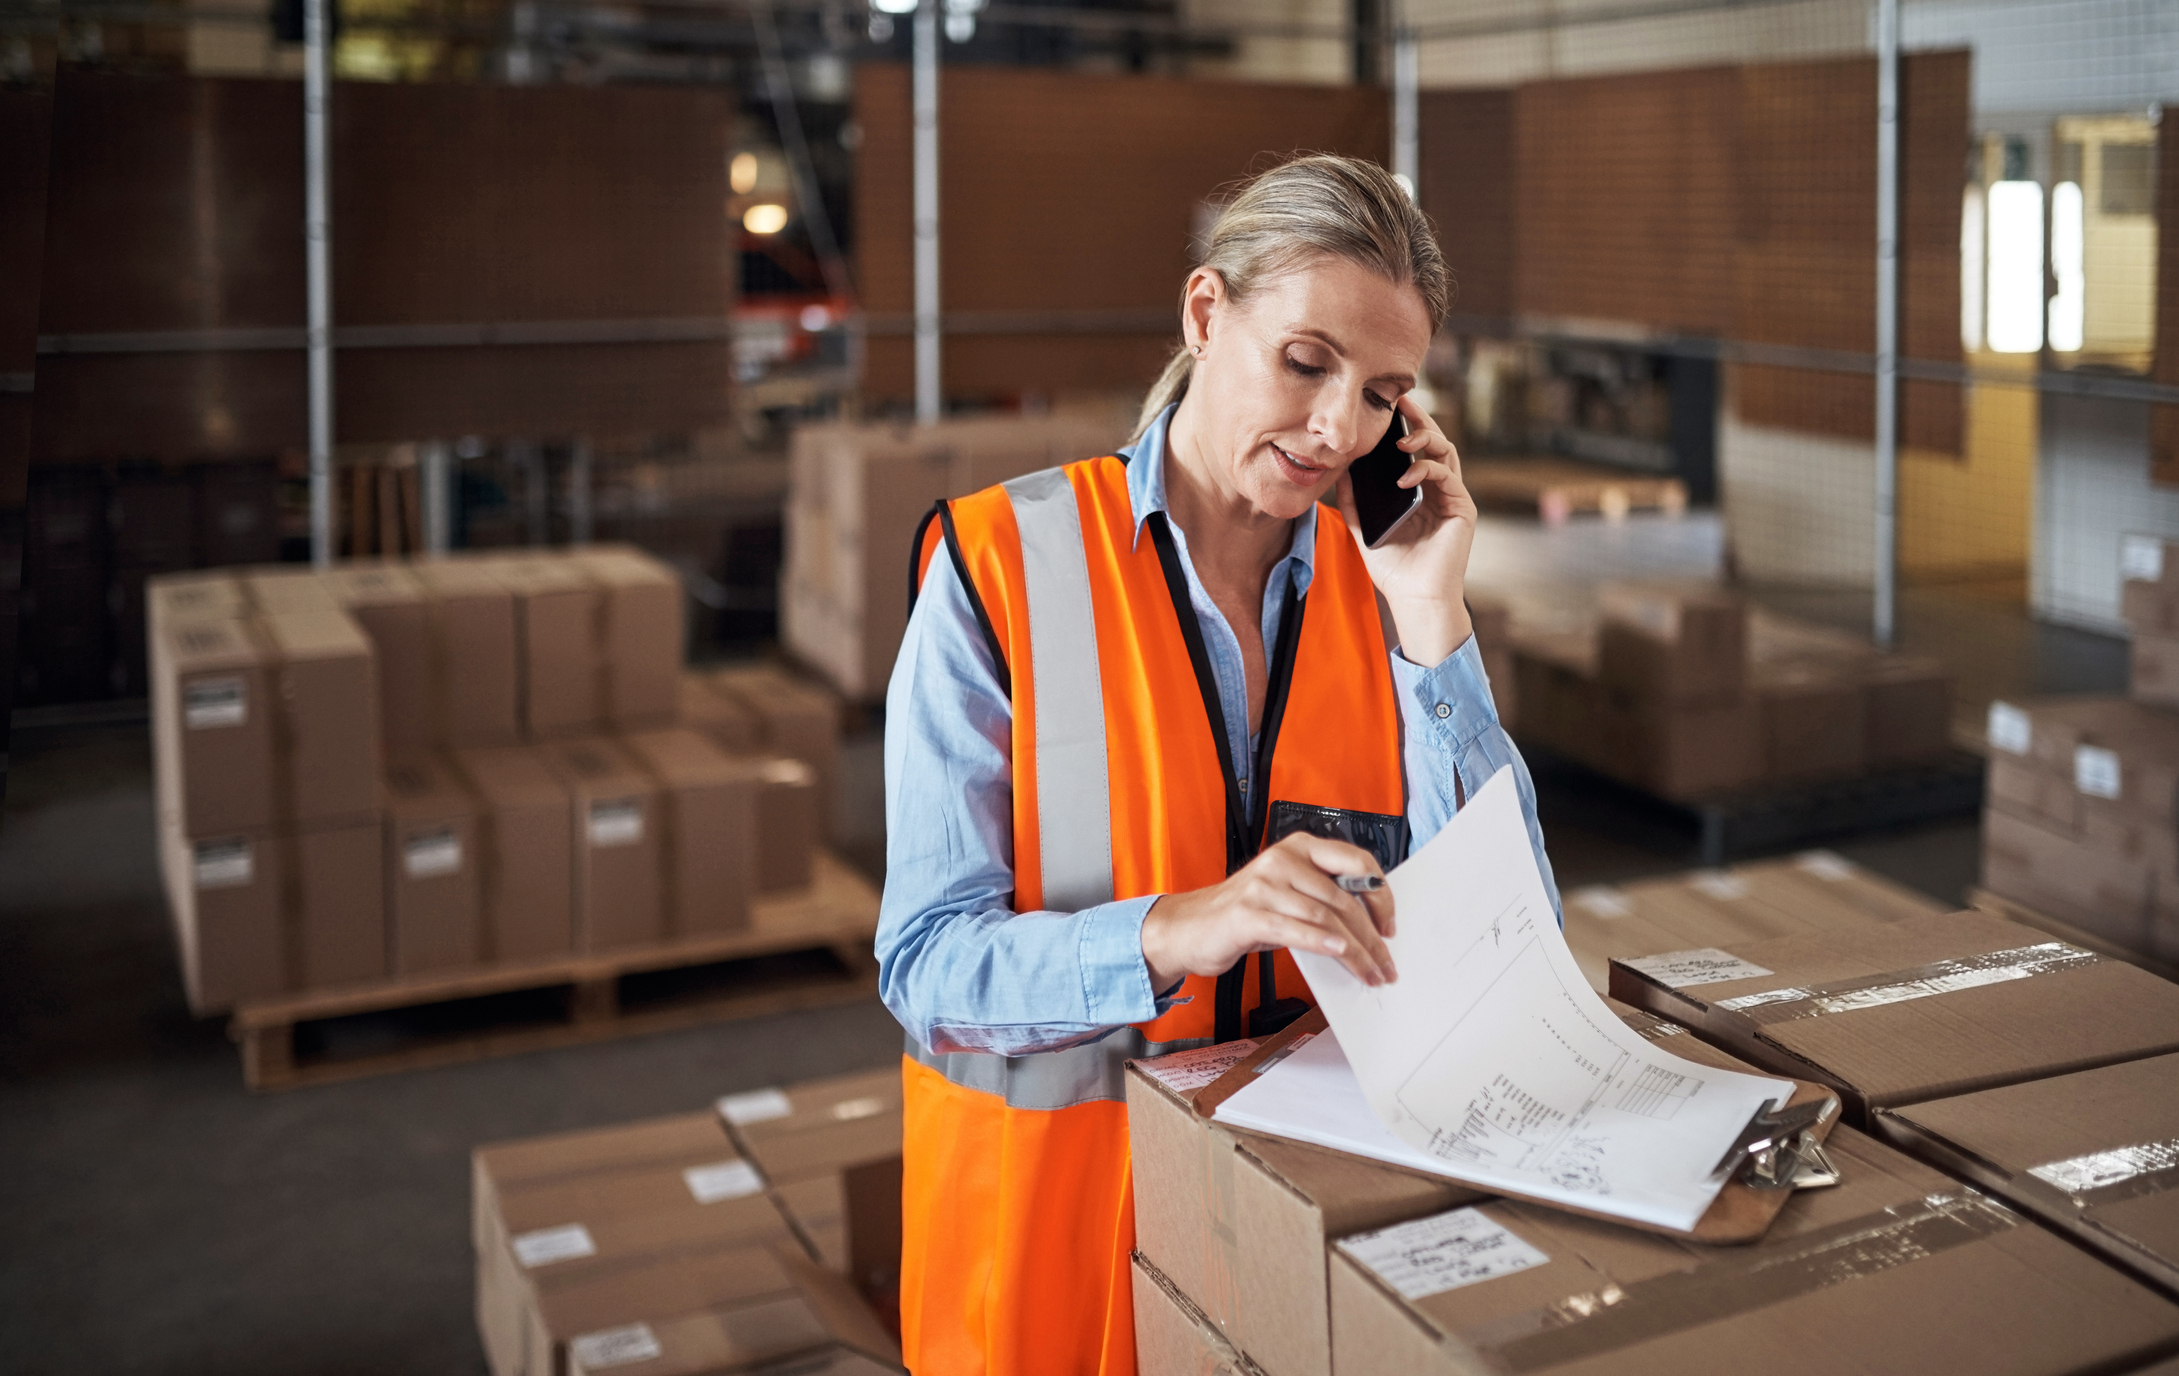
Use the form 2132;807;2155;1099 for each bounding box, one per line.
1117;402;1319;582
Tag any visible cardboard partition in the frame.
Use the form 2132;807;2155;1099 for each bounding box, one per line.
618;728;761;938
412;559;522;748
1328;1126;2179;1376
1874;1050;2179;1300
454;744;577;962
543;739;664;952
1132;1251;1264;1376
1609;908;2179;1124
383;754;483;974
574;547;682;729
1126;1043;1480;1376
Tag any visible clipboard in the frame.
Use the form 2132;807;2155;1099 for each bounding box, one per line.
1186;1008;1841;1244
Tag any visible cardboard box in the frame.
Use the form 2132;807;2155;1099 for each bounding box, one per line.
245;566;339;615
504;1240;802;1376
500;557;605;738
2135;634;2179;710
1874;1050;2179;1299
563;1258;904;1376
1126;1042;1480;1376
454;744;576;962
708;664;841;839
412;559;522;748
720;1069;904;1297
475;1113;744;1252
1609;908;2179;1123
1861;654;1953;768
159;809;387;1011
716;1068;903;1157
325;564;434;760
1561;851;1941;993
258;606;381;824
1328;1125;2179;1376
677;674;765;755
1987;755;2081;833
575;547;682;728
619;728;761;938
1754;661;1867;783
160;817;287;1013
544;739;664;952
1621;690;1764;800
1595;584;1746;704
152;616;278;836
751;758;819;895
1132;1251;1264;1376
1982;806;2156;954
384;754;483;974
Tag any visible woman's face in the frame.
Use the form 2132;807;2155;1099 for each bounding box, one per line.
1183;255;1434;522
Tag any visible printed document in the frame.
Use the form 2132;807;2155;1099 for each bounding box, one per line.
1214;766;1793;1232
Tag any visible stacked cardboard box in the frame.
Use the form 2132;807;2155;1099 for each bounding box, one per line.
150;548;841;1014
1329;1123;2179;1374
1560;848;1950;992
1978;694;2179;962
473;1107;904;1376
1511;586;1952;800
2125;535;2179;709
1609;908;2179;1126
1874;1051;2179;1300
781;413;1123;701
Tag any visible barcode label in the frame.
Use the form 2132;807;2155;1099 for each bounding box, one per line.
2075;746;2122;800
512;1223;596;1268
588;801;644;847
2122;535;2165;583
717;1087;792;1125
404;830;463;879
831;1096;887;1122
1136;1040;1261;1094
193;839;254;890
184;678;247;729
682;1159;764;1204
1619;948;1775;989
570;1323;662;1371
1986;702;2031;756
1340;1208;1550;1300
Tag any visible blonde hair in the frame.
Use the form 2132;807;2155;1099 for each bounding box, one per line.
1132;154;1450;442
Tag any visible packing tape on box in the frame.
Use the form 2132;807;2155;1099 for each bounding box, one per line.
1468;1191;2021;1373
1195;1119;1244;1329
2024;1138;2179;1209
1713;941;2100;1027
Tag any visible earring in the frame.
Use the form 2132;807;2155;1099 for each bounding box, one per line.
1190;344;1203;357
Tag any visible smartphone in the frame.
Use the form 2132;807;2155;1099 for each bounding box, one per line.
1348;412;1423;549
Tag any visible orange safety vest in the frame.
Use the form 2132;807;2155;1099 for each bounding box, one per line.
899;455;1405;1376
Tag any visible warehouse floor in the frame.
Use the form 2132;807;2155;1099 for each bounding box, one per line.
0;569;2117;1375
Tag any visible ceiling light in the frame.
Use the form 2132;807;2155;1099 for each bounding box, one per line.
743;203;790;235
730;152;759;194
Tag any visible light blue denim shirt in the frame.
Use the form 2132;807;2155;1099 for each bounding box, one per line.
878;404;1560;1057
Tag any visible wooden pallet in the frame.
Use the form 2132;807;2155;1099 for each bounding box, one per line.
1464;456;1687;525
231;852;883;1091
1968;887;2179;984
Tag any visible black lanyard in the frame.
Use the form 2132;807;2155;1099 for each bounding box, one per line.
1144;510;1308;1042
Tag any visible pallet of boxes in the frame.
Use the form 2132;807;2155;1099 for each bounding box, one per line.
779;411;1128;701
1977;533;2179;971
148;547;876;1089
473;1066;906;1376
1511;584;1954;801
1128;884;2179;1375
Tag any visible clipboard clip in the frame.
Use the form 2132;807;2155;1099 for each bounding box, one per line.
1710;1096;1842;1192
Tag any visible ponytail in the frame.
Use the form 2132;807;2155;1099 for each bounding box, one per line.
1130;345;1194;443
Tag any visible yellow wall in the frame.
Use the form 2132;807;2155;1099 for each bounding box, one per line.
1898;351;2037;584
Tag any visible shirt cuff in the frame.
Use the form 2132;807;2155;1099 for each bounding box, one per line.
1077;895;1162;1026
1390;632;1501;747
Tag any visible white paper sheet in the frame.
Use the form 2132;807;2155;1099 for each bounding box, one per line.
1216;766;1795;1232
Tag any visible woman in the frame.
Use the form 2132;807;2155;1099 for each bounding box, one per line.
879;154;1559;1376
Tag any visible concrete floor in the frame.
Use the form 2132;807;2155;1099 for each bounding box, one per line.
0;516;2116;1373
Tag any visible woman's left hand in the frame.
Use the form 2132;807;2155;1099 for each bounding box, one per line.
1335;393;1478;666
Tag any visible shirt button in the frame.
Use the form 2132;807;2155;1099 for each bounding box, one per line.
1238;777;1248;792
1434;703;1452;720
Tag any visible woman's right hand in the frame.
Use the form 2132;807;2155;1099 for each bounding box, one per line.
1140;833;1398;992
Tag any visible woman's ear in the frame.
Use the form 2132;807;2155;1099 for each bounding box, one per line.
1181;268;1226;357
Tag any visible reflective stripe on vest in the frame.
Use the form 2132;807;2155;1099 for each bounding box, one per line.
907;1028;1214;1113
1005;466;1115;914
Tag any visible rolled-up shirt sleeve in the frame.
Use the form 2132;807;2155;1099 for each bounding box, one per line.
1391;632;1564;924
877;550;1171;1057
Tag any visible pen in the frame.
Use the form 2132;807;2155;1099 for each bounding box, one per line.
1335;874;1385;894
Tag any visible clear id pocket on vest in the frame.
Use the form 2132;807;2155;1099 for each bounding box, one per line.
1265;800;1410;872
